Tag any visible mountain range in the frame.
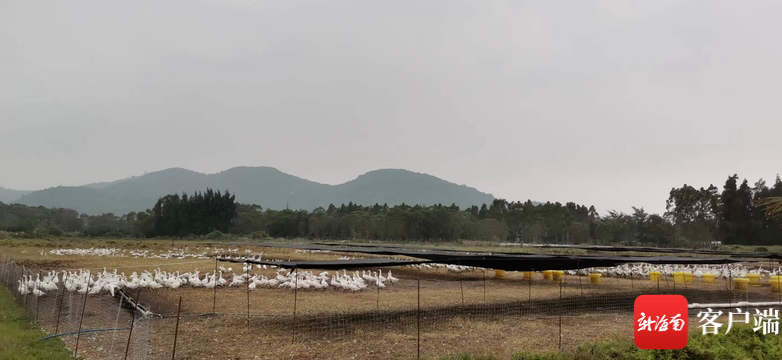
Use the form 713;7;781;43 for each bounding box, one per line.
3;167;495;215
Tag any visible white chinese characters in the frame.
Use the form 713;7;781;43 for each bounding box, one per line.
696;308;781;335
637;312;685;332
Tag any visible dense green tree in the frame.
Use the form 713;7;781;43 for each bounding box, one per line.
3;171;780;246
151;189;237;236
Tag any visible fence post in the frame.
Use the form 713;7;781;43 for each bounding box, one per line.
22;265;27;308
4;260;9;289
54;285;66;334
172;296;182;360
459;274;464;306
7;259;12;288
483;269;486;302
124;289;142;360
1;258;6;287
292;267;298;344
74;290;89;356
35;271;41;324
246;264;250;328
558;277;563;350
0;257;6;287
729;270;732;291
212;258;218;315
664;272;670;291
417;279;421;360
528;273;532;302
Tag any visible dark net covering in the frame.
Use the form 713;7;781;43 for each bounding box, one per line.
221;242;745;271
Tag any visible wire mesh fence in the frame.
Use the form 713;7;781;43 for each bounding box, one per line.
2;254;782;359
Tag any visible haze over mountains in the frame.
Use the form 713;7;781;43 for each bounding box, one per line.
0;187;30;204
5;167;495;215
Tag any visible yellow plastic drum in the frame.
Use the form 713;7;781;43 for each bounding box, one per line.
649;271;661;282
543;270;554;281
747;273;762;286
522;271;533;280
588;273;602;285
771;276;782;292
733;278;750;290
702;274;716;283
769;275;782;292
553;270;565;282
673;272;686;283
495;269;506;279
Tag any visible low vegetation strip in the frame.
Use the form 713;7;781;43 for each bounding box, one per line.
0;286;72;360
441;325;782;360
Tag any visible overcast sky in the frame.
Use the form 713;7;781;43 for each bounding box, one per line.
2;0;781;214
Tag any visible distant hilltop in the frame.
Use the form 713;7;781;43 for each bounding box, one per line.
5;167;496;215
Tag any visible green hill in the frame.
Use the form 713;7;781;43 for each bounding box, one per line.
13;167;495;215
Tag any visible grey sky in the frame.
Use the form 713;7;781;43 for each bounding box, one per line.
2;0;781;215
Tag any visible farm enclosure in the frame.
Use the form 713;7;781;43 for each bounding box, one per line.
1;239;780;359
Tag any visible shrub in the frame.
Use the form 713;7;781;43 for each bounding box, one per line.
250;231;269;240
205;230;225;240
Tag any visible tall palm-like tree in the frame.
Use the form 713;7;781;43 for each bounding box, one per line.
758;197;782;219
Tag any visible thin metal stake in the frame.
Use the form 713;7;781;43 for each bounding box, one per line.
54;285;66;334
292;267;298;344
459;275;464;306
124;289;142;360
35;271;40;324
246;265;250;328
74;287;89;356
22;265;27;307
664;272;670;290
417;279;421;360
558;277;563;349
729;270;733;310
0;258;5;288
0;258;5;287
212;258;218;315
528;273;532;302
172;296;182;360
483;269;486;302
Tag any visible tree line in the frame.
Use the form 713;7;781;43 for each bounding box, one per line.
1;174;780;246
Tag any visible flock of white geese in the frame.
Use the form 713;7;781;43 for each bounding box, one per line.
46;247;237;260
23;247;780;300
16;260;780;300
579;263;773;279
16;264;400;298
